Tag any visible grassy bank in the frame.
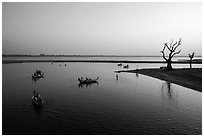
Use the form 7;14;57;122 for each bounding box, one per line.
117;68;202;92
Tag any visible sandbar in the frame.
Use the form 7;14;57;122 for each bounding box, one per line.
116;68;202;92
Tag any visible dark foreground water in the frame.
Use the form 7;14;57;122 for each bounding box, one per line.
2;62;201;135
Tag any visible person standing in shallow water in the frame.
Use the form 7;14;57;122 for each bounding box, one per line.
116;74;119;81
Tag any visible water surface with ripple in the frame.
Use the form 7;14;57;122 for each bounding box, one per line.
2;62;201;134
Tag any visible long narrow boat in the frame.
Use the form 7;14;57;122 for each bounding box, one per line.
78;77;99;84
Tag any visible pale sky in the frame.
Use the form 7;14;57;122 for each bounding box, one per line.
2;2;202;55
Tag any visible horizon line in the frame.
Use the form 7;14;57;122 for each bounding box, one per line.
2;54;202;57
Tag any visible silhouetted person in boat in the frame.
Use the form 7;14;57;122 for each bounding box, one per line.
78;77;83;81
36;70;42;75
36;93;39;98
33;92;39;100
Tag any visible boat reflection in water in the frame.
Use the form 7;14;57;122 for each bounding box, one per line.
78;82;99;88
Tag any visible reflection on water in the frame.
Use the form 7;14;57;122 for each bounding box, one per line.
78;82;99;88
161;81;176;100
161;81;178;106
2;63;201;135
162;81;173;99
32;77;43;82
32;104;44;116
116;74;119;81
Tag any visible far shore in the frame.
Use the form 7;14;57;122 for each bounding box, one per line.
2;59;202;64
116;68;202;92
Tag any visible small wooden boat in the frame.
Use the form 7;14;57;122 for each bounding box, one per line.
32;70;44;79
123;64;129;69
118;63;122;66
78;77;99;84
32;94;43;107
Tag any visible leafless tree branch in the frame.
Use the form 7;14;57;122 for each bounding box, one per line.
173;38;181;52
170;39;174;49
172;50;181;57
161;45;167;61
165;43;171;51
188;52;195;59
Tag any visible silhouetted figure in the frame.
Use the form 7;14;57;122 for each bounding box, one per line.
35;93;39;99
116;74;119;81
136;72;138;77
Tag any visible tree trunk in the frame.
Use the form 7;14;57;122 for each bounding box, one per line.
166;60;173;70
190;59;192;69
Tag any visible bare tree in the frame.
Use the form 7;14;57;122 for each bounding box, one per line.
160;38;181;70
188;52;195;69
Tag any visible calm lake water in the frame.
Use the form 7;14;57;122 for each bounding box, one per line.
2;62;202;135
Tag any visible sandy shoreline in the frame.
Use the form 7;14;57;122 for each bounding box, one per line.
116;68;202;92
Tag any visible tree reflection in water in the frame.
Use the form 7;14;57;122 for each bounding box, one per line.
161;81;178;107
